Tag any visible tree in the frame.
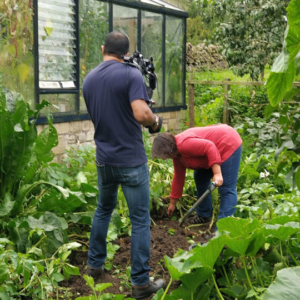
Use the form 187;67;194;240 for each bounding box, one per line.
213;0;290;80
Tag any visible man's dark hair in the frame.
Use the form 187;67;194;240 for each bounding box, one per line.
103;31;129;59
152;132;177;159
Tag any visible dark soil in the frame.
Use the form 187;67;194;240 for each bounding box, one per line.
60;215;214;299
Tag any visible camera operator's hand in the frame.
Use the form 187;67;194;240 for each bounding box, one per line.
148;115;163;134
131;100;162;133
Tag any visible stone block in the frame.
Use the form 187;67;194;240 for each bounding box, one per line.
161;111;170;119
82;120;91;131
78;132;86;143
53;136;66;155
54;123;70;134
168;119;177;131
66;134;77;145
86;130;95;141
70;121;81;133
170;111;177;118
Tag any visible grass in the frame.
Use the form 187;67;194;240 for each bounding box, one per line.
188;68;272;82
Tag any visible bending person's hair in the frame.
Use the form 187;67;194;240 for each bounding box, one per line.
152;132;177;159
103;31;129;59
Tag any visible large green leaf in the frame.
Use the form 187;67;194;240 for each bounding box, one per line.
218;218;265;256
4;126;37;193
286;0;300;27
266;61;295;107
164;251;197;280
0;263;10;283
295;167;300;190
188;234;227;268
0;101;14;176
263;222;300;242
286;24;300;60
35;122;58;163
38;189;87;213
170;284;193;300
270;49;290;73
27;211;63;232
217;217;261;237
8;219;29;252
180;266;214;293
0;193;14;217
12;96;29;130
262;266;300;300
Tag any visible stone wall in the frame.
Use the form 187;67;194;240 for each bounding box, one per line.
37;110;186;162
186;42;228;72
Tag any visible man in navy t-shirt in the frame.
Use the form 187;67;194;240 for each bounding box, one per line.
83;31;165;299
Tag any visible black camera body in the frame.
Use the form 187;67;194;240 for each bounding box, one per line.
122;50;157;107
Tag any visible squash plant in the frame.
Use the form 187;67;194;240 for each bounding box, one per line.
155;216;300;300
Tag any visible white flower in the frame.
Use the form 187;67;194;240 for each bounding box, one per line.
260;172;265;178
264;169;270;177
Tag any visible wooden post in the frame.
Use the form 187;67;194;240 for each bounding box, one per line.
188;73;195;128
223;78;230;124
129;19;136;54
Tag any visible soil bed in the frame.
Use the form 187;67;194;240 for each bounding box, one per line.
61;216;214;299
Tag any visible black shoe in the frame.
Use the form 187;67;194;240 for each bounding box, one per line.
87;265;104;280
188;215;212;225
132;279;166;300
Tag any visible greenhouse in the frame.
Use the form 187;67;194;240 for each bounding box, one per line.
0;0;188;124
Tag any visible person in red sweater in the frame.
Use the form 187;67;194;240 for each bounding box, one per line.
152;124;242;225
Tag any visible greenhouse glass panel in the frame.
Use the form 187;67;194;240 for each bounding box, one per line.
141;11;163;107
40;94;76;113
79;0;109;112
0;0;34;107
113;5;138;54
165;15;184;107
38;0;77;89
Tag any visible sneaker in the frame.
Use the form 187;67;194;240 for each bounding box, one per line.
132;279;166;300
188;215;212;225
87;265;104;280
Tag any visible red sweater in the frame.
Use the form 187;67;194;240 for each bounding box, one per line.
170;124;242;199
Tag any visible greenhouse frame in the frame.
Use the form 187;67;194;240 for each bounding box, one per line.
0;0;188;123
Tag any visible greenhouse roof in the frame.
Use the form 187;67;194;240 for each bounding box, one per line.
102;0;188;17
138;0;185;12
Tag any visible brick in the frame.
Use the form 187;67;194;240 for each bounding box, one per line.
54;123;70;134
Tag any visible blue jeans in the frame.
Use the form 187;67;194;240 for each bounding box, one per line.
88;162;151;286
194;146;242;220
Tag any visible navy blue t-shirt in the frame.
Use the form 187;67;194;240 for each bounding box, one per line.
83;60;149;167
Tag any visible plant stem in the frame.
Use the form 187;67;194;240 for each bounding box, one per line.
251;257;264;287
151;217;157;226
212;274;225;300
241;256;254;290
279;241;288;267
221;264;231;287
161;277;173;300
285;242;299;266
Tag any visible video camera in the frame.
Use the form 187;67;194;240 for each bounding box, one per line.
122;50;157;107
